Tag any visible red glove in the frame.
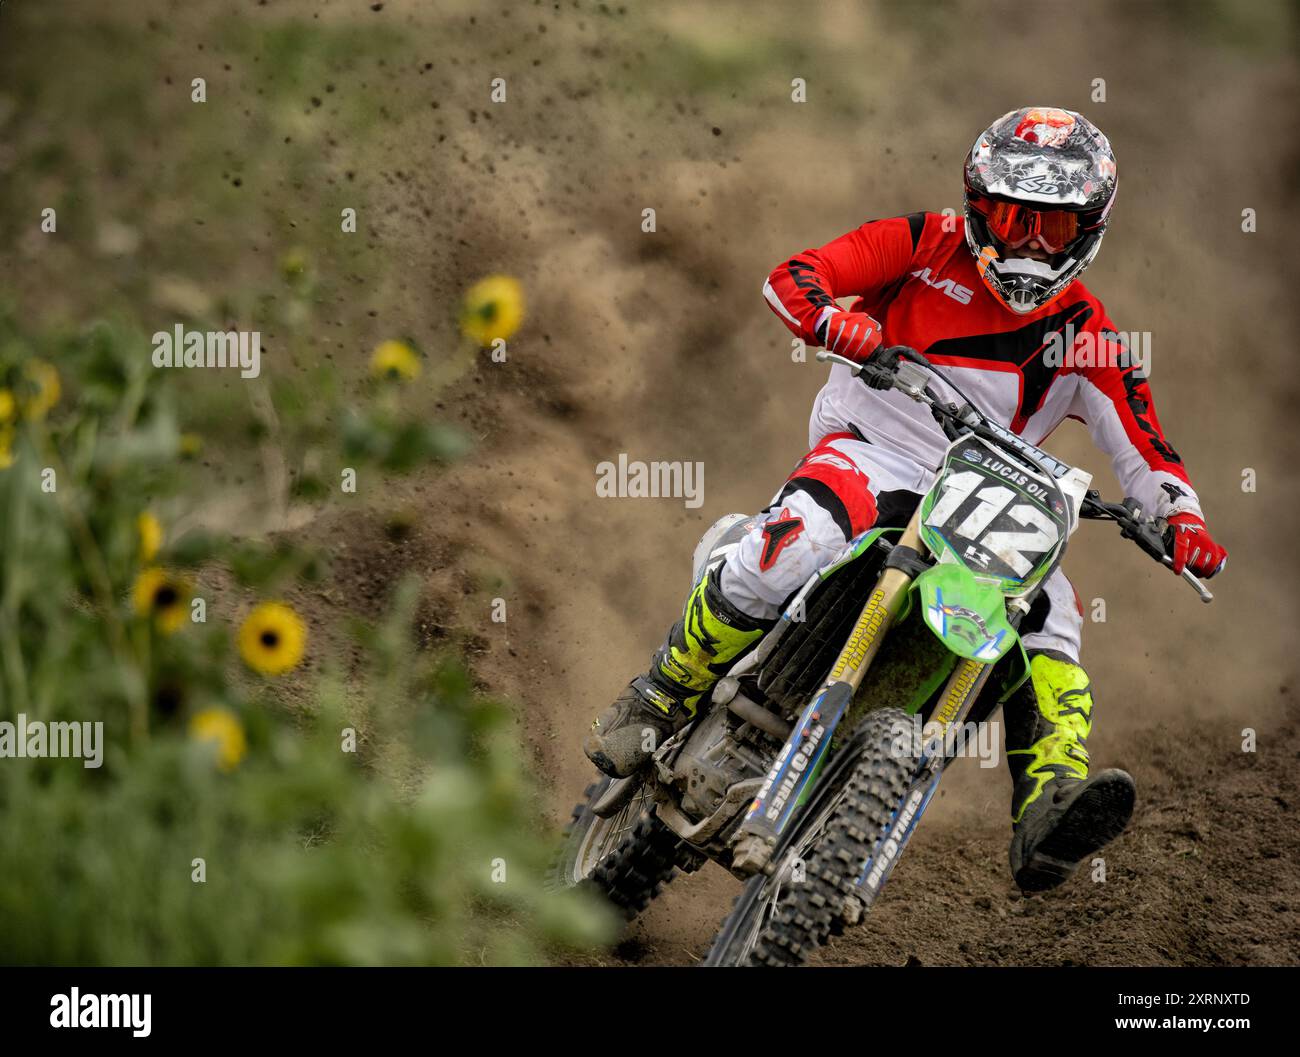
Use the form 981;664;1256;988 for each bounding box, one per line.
1165;513;1227;578
816;306;882;362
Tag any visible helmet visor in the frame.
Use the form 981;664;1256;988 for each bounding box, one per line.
967;191;1095;254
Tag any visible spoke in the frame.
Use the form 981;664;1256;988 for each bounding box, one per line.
573;785;653;880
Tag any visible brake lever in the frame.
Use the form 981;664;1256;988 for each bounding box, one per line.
814;349;937;403
1160;557;1214;604
815;349;868;373
1116;498;1214;604
815;349;898;391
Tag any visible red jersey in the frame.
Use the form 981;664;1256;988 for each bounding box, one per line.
762;212;1202;521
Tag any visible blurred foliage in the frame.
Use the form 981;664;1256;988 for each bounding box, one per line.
0;310;610;964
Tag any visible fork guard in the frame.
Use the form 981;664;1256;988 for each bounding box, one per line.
734;510;926;859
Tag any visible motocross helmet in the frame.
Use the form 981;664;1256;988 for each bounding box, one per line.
964;107;1117;314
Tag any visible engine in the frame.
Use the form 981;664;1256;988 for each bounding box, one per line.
672;703;774;820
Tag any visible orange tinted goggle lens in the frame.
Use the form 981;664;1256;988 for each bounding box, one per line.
972;196;1081;253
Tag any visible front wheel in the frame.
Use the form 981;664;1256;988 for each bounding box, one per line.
552;776;694;920
703;708;916;966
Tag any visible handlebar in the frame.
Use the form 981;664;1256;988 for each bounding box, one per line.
1078;493;1214;603
815;345;1213;604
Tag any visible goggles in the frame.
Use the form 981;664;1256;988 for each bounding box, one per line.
967;191;1097;254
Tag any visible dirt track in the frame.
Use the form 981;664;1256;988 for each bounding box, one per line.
378;2;1299;966
403;2;1300;966
6;1;1299;964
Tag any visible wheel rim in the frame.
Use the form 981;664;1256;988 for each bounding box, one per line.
571;782;653;883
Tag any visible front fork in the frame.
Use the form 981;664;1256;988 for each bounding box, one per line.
846;659;994;912
732;505;995;874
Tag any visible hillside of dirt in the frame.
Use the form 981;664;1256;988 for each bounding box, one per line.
3;0;1297;965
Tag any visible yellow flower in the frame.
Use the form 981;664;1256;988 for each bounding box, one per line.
0;424;13;472
238;601;307;676
0;389;15;423
131;567;191;635
179;432;203;459
460;275;524;347
189;708;248;773
20;360;61;420
138;512;163;563
369;339;421;381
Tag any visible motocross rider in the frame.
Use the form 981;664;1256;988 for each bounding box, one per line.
584;107;1228;891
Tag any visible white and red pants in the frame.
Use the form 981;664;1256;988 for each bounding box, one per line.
717;432;1085;662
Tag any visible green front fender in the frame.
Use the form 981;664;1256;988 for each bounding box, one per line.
913;561;1018;664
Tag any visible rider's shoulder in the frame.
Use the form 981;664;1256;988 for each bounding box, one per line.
1058;277;1113;326
871;210;964;253
855;212;939;236
846;212;948;258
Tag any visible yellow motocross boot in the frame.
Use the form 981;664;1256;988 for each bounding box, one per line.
584;566;769;778
1005;650;1136;892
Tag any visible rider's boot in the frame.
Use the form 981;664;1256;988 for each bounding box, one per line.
584;566;771;778
1005;650;1136;892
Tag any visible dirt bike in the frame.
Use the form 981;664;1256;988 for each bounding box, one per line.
553;344;1213;966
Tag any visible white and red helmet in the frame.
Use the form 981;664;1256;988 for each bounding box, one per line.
964;107;1118;314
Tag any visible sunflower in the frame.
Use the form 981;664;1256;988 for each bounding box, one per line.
369;339;421;381
131;567;191;635
189;708;248;773
238;601;307;676
138;512;163;563
459;274;525;347
20;359;61;420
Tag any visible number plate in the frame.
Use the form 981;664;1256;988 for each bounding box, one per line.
919;436;1071;593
